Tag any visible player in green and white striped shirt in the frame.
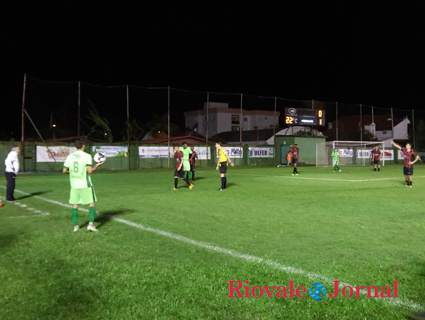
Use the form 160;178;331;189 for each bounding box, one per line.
63;138;103;232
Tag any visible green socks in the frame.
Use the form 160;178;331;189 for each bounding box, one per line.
89;207;96;223
71;208;78;226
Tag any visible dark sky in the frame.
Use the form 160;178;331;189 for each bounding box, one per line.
2;3;425;137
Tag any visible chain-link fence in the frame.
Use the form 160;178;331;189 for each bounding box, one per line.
15;75;425;151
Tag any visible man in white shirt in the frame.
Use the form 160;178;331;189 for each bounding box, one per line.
4;146;20;202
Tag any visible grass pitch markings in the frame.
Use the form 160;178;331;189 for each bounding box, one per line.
0;195;50;218
0;186;423;310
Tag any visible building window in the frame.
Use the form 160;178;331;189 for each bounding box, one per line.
231;115;240;125
244;117;248;121
232;126;240;131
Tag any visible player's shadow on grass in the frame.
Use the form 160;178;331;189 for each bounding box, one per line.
16;191;50;200
80;209;135;229
0;233;20;249
192;177;205;181
225;182;236;188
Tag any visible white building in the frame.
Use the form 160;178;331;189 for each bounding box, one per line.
364;118;410;140
184;102;280;137
364;117;410;147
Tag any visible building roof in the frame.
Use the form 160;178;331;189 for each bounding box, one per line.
334;114;408;131
44;136;104;143
141;134;215;145
210;128;278;143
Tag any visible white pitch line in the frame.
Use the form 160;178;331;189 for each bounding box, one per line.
0;194;50;217
232;173;425;183
9;215;49;219
0;186;422;310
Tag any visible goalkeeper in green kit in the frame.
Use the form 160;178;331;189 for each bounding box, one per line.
331;148;341;172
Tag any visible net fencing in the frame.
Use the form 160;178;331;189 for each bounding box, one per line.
316;140;385;166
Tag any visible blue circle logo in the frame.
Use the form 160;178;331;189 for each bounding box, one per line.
309;283;326;301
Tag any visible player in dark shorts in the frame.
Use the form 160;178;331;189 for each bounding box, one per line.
371;146;382;172
189;145;198;183
290;144;299;175
173;145;186;190
391;141;419;187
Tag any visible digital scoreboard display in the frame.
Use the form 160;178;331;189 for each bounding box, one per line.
284;108;326;126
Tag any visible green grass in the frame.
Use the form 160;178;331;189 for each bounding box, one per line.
1;164;425;319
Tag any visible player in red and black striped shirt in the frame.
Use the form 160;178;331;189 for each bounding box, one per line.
290;144;299;175
391;140;419;187
371;146;382;172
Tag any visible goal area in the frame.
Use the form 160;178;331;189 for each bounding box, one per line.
316;141;385;167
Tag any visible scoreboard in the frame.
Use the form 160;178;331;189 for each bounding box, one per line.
284;108;325;126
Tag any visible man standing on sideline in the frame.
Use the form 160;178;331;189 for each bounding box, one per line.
216;142;233;191
4;145;20;202
371;145;382;172
391;140;419;187
189;145;198;183
63;138;103;232
290;144;299;175
180;142;193;189
330;148;341;172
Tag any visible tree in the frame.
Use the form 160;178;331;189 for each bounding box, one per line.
83;100;113;143
121;119;145;141
146;113;178;138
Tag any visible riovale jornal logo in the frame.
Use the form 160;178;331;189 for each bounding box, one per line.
227;280;398;299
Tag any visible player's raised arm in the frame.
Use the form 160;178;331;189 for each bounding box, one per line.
391;140;401;150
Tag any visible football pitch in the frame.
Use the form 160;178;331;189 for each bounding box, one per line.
1;164;425;319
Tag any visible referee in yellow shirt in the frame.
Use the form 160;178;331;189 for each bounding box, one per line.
215;142;233;191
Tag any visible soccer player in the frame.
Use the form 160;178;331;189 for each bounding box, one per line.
391;140;419;187
330;148;341;172
189;145;198;183
216;142;233;190
63;138;103;232
290;144;299;175
173;145;186;189
371;145;382;172
180;142;193;189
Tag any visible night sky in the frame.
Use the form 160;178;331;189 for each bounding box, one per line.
2;4;425;139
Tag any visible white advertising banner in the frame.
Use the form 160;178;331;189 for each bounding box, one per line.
357;149;394;160
193;147;211;160
138;146;173;158
337;149;354;157
138;146;212;159
382;150;394;160
221;147;243;158
398;150;405;160
249;147;274;158
36;146;77;162
356;150;371;158
92;146;128;158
